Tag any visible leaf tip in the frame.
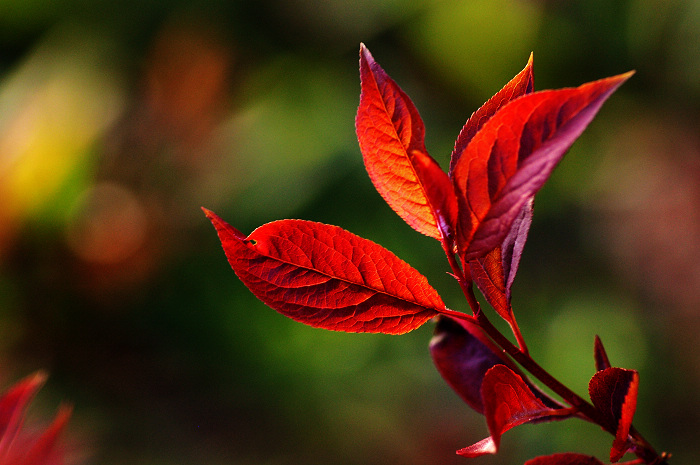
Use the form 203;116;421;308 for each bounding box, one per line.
359;42;373;64
29;369;49;387
593;335;612;371
612;70;635;87
201;206;222;225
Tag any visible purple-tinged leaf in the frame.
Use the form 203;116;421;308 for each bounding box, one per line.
430;316;510;414
589;367;639;462
594;335;612;372
468;199;532;345
453;72;634;261
502;197;533;299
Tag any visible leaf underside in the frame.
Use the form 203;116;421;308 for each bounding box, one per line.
588;367;639;462
452;72;633;261
429;316;510;414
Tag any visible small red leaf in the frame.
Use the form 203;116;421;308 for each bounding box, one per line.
356;44;457;242
501;197;533;299
469;247;511;321
429;316;511;414
457;365;568;457
469;200;532;345
450;52;534;174
470;199;533;315
594;335;612;372
204;208;445;334
588;367;639;462
524;453;605;465
457;436;497;457
453;72;633;261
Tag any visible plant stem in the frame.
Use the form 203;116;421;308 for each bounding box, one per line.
475;291;667;463
442;247;667;464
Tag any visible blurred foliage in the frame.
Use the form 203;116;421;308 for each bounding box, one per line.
0;0;699;464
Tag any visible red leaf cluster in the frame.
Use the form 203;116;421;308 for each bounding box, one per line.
205;44;629;337
0;372;73;465
203;44;648;465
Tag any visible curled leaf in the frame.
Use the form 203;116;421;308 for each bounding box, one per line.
429;316;510;414
457;365;571;457
469;199;532;347
204;208;445;334
356;44;457;243
588;367;639;462
469;247;510;318
501;197;533;299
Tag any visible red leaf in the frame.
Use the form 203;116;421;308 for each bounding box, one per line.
457;365;567;457
594;335;612;372
356;44;457;243
469;199;532;345
501;197;533;298
0;371;47;457
588;367;639;462
204;208;445;334
524;453;605;465
429;316;511;414
0;372;73;465
452;72;633;261
450;52;534;174
469;247;509;318
20;405;72;465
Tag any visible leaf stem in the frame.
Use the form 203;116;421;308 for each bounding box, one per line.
474;299;667;463
508;315;529;355
442;244;666;463
449;253;666;463
439;307;478;323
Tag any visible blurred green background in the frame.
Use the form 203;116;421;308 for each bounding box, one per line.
0;0;698;464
